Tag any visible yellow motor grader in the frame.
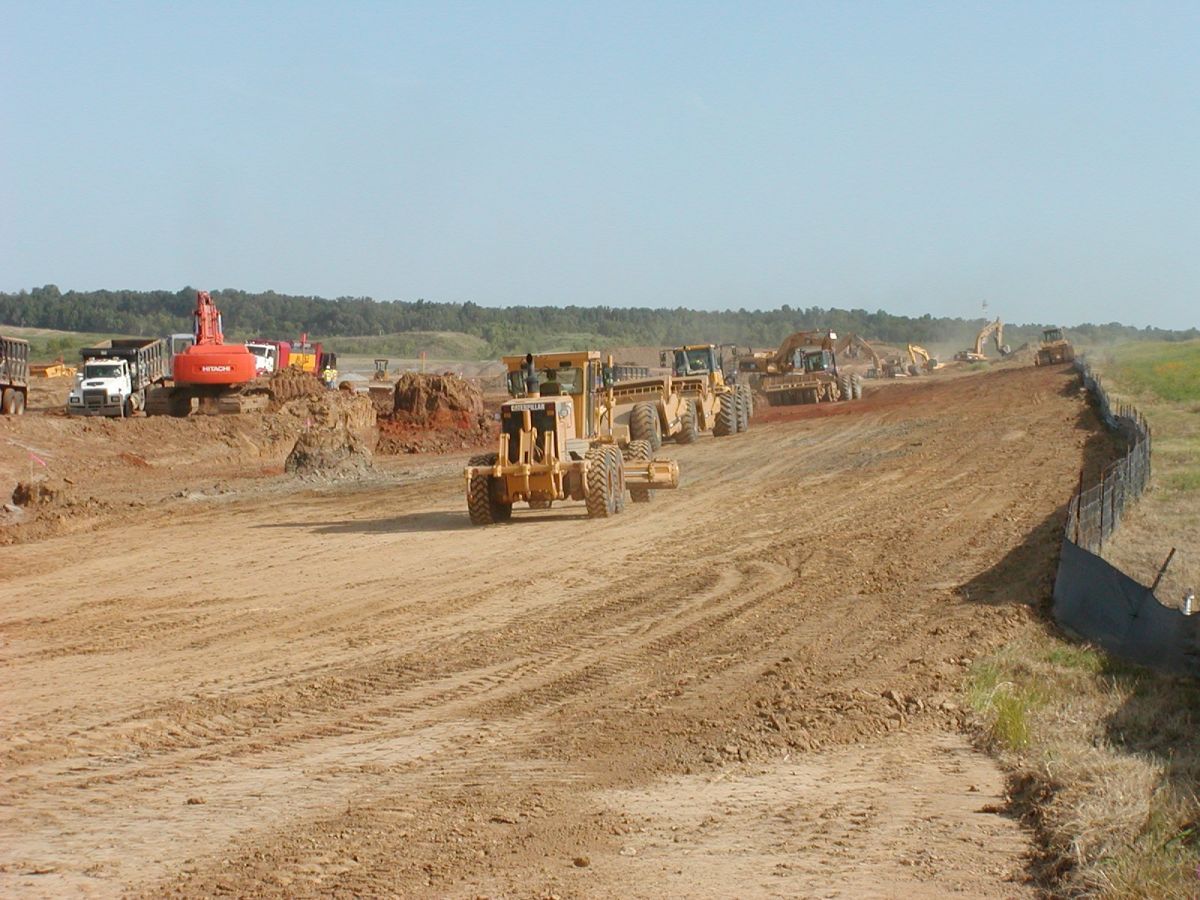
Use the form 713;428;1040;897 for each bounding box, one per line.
463;352;680;525
659;344;753;441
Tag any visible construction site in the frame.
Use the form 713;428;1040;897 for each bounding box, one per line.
0;303;1121;897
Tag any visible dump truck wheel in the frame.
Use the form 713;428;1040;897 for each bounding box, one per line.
630;402;662;451
12;391;25;415
585;445;618;518
1;389;14;415
624;439;653;503
837;373;852;401
713;394;737;436
677;399;699;444
467;453;512;525
169;394;191;417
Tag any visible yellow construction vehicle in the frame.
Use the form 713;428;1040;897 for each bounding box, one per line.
464;352;679;524
905;343;940;375
1034;327;1075;366
759;331;863;405
833;333;903;379
954;318;1010;362
660;344;751;439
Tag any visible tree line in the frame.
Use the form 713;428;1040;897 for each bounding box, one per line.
1;284;1194;359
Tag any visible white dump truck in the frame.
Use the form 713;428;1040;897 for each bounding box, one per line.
68;338;169;417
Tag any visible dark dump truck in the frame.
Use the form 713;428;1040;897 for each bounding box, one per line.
1;334;30;415
68;338;169;417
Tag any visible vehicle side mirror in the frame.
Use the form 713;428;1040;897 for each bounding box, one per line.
659;351;668;367
602;364;614;389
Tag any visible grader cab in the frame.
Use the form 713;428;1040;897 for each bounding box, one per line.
464;352;679;525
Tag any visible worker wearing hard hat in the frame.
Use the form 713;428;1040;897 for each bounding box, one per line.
321;364;338;389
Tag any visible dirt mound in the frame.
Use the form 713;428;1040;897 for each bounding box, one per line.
283;393;377;479
377;373;494;455
267;368;326;406
392;372;484;423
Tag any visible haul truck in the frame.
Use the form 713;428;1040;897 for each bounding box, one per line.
68;338;168;417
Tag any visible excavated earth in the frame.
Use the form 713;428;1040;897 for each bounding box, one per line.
0;363;1116;897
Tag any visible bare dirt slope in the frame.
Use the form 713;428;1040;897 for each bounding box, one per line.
0;364;1108;897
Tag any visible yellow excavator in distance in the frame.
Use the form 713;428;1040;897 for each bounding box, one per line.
906;344;940;375
954;318;1010;362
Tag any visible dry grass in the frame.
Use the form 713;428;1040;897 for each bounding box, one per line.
967;632;1200;896
967;344;1200;897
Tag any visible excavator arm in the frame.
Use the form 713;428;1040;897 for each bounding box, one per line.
834;333;884;371
769;331;837;372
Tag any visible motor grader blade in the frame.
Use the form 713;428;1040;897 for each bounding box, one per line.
621;456;680;490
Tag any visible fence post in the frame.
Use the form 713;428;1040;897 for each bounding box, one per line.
1080;468;1089;547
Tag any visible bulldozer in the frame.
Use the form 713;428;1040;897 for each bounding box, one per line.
759;331;863;405
464;352;679;524
954;318;1010;362
905;343;940;375
1034;327;1075;366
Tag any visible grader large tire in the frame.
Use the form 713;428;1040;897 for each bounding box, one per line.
738;383;754;420
622;439;653;503
466;453;512;525
608;445;627;513
837;373;852;401
585;445;621;518
713;393;737;437
677;398;700;444
734;388;749;433
630;402;662;451
851;373;864;400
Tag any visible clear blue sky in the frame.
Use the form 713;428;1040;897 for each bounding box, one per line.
2;1;1197;328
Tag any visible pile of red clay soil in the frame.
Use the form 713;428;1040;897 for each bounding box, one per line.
283;392;378;480
377;372;496;455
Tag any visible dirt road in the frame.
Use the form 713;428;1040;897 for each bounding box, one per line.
1;364;1110;897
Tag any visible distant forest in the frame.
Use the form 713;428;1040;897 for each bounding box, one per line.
2;285;1195;359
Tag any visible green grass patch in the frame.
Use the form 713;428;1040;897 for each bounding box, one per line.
1103;340;1200;403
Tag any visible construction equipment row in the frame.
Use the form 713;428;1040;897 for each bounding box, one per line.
464;343;758;524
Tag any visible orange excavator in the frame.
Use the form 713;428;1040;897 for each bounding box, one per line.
147;291;271;416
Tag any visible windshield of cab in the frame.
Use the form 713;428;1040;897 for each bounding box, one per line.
247;344;272;358
1045;329;1062;342
507;366;585;397
803;350;832;373
84;363;123;380
673;348;713;375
